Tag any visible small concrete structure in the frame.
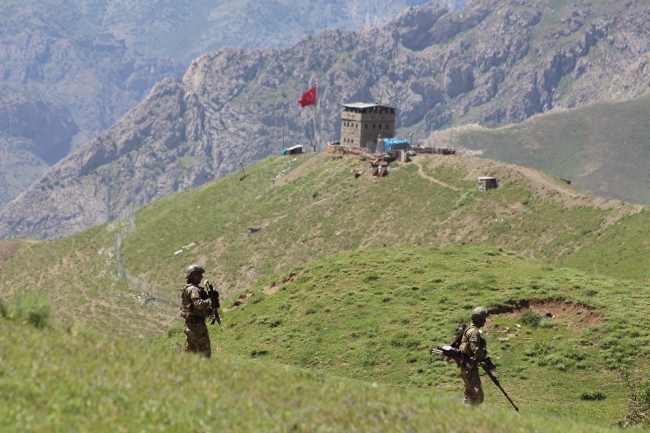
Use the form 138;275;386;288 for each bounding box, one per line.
340;103;396;150
478;176;498;191
283;145;303;155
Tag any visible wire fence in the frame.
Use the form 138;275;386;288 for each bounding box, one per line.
115;209;175;306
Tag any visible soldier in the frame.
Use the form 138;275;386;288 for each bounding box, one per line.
458;306;496;405
179;264;214;358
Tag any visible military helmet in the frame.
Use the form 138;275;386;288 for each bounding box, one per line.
185;264;205;278
471;306;489;321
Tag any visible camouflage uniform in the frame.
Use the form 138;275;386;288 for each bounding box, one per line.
179;282;213;358
459;323;488;405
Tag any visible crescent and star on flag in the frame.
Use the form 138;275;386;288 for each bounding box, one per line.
299;86;317;107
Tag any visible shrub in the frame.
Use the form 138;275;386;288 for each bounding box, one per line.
389;331;420;349
581;391;606;401
524;341;553;357
250;294;266;304
167;326;183;337
520;309;541;327
1;291;50;328
539;318;556;329
361;350;379;367
362;273;379;283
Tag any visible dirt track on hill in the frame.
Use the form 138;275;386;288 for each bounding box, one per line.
412;161;461;190
516;166;580;198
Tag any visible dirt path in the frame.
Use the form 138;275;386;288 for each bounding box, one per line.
412;161;462;191
516;166;581;198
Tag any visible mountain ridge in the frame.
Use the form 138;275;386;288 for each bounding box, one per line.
4;0;650;239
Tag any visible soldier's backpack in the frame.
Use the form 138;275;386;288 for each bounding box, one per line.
449;323;467;349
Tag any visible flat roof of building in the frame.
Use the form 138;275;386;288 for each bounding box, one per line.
341;102;394;109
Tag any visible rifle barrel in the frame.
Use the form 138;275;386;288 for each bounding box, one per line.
481;365;520;412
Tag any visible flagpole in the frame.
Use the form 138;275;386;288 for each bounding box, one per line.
312;104;317;153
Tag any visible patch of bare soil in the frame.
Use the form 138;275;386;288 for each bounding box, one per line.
0;241;21;263
489;298;603;331
263;269;308;295
222;292;255;312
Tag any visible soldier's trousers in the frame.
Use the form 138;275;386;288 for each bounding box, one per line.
461;366;484;405
184;319;211;358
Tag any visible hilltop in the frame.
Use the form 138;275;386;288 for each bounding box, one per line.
5;0;650;239
439;93;650;204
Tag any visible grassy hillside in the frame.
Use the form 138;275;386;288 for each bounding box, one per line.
0;316;621;432
447;93;650;204
2;153;650;428
0;152;646;338
119;152;640;297
0;223;176;340
161;245;650;424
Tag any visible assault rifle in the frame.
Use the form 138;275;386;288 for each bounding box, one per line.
205;281;223;331
430;344;519;412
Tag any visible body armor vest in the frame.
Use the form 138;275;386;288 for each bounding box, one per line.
179;283;208;320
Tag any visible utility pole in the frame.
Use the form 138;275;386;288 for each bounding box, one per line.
282;108;286;152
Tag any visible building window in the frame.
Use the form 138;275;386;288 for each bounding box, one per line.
378;125;382;129
373;124;375;129
386;124;389;129
365;124;368;129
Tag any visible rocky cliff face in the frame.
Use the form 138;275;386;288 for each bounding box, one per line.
73;0;468;63
0;89;80;211
0;0;471;209
3;0;650;240
0;1;185;208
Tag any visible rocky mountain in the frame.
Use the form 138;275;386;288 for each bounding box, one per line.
3;0;650;240
0;0;186;209
0;0;469;210
73;0;468;63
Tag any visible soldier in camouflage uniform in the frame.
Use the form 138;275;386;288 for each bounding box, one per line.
179;264;214;358
458;306;496;405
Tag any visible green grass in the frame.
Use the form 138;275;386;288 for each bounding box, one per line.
559;209;650;282
161;245;650;424
454;93;650;204
3;153;650;428
118;153;633;299
0;316;628;432
0;152;646;337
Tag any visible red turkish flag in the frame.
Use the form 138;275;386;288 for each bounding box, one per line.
298;87;317;107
